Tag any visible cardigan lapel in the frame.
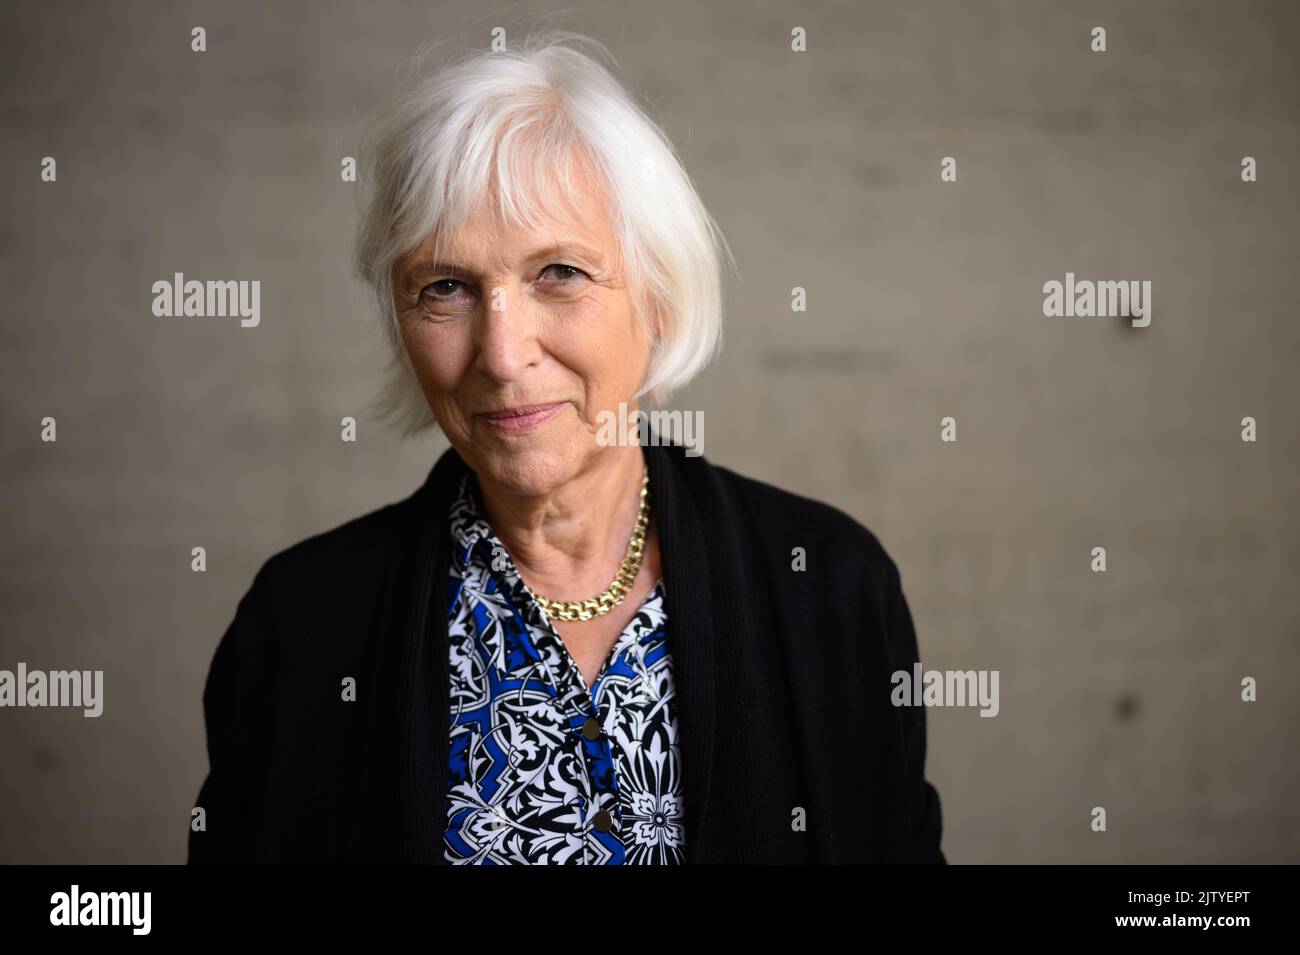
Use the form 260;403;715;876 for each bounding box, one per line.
369;442;720;864
643;441;719;864
389;447;464;863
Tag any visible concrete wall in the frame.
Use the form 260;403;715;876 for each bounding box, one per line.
1;0;1296;862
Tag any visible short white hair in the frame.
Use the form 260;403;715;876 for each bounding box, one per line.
353;30;735;436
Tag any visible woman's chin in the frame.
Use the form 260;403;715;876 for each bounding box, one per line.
471;445;583;498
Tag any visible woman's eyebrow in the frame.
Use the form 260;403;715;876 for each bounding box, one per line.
401;258;474;280
525;241;605;265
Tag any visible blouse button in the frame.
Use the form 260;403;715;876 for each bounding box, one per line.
582;716;602;740
592;808;613;832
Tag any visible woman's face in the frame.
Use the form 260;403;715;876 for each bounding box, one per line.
392;161;652;496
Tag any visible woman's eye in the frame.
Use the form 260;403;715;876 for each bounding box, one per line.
540;264;586;283
423;279;464;298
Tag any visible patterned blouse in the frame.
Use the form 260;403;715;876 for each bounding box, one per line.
441;472;686;864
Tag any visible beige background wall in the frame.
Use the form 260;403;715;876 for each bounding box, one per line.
1;0;1297;862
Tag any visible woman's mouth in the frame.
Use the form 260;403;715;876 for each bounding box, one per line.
478;401;566;433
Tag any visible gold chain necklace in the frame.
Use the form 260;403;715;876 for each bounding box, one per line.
532;472;650;622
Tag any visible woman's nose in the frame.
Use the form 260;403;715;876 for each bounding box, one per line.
473;282;542;382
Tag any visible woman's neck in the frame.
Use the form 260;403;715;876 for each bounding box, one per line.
475;445;648;600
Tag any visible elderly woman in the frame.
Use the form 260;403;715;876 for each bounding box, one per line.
189;32;944;865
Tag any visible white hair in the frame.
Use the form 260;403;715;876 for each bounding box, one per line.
353;30;735;436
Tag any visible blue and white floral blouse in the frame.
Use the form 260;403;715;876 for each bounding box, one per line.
441;471;685;864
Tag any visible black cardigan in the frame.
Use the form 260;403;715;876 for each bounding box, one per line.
188;442;945;864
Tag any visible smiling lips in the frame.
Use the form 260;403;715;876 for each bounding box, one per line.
479;401;566;433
